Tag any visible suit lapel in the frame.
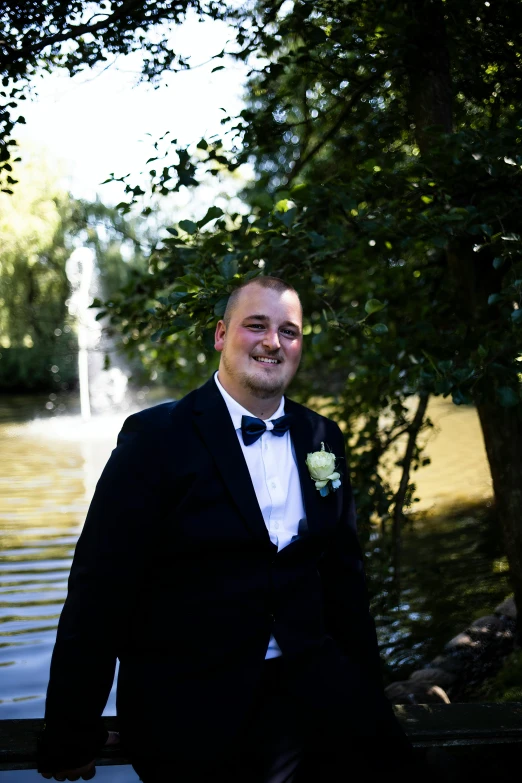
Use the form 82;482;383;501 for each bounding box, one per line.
192;377;272;546
285;399;323;538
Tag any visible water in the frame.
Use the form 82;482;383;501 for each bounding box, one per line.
0;395;148;782
0;392;511;781
371;503;511;682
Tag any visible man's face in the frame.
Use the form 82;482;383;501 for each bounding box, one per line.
214;284;303;400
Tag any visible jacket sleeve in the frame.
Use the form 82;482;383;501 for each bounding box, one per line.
317;423;383;686
37;416;164;772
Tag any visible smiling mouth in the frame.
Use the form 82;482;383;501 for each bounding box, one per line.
252;356;281;365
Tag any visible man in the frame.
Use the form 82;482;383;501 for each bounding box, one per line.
38;276;424;782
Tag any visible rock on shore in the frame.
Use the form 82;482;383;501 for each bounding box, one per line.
385;596;517;704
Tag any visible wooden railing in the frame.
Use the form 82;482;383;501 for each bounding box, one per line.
1;703;522;774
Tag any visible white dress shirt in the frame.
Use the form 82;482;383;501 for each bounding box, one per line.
214;372;306;658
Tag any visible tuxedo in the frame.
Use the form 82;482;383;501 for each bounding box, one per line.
38;375;414;779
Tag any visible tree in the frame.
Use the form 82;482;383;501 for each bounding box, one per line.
0;148;151;391
95;0;522;635
0;0;227;187
0;151;78;389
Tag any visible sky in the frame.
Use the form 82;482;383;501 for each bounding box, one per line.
15;10;251;219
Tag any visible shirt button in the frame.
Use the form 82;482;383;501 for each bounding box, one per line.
271;481;276;489
273;522;279;530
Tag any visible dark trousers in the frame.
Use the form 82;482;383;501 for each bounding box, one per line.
131;650;430;783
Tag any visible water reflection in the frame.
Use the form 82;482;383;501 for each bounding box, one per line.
373;502;511;683
0;396;143;780
2;430;93;712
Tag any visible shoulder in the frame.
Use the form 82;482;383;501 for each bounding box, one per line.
120;400;179;433
119;388;198;435
286;397;342;434
286;397;345;455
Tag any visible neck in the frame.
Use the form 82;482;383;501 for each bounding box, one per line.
216;372;283;419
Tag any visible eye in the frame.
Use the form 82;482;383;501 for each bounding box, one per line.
281;328;298;337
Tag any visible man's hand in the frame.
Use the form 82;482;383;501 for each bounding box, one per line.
40;730;120;781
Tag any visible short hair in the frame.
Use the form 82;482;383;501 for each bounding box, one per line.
223;276;301;327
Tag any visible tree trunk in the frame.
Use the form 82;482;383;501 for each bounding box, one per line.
405;0;453;149
475;403;522;641
405;0;522;640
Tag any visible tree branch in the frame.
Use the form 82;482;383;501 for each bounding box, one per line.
285;70;384;184
391;392;430;587
0;0;175;66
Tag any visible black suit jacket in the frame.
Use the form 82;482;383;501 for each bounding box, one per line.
38;376;383;770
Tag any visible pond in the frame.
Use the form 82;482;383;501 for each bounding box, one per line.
0;391;512;782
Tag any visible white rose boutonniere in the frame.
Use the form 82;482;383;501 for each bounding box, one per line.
306;442;341;497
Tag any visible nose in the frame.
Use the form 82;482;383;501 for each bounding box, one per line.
262;328;280;351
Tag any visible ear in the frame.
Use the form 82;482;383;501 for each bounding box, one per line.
214;320;226;352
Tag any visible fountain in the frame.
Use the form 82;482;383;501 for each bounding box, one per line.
65;245;129;420
65;247;96;420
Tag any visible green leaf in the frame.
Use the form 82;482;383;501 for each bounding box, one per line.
211;65;225;72
214;296;229;317
151;329;164;342
365;299;385;315
270;236;288;248
492;257;504;270
201;328;216;352
197;206;224;228
179;219;198;235
220;254;238;280
452;389;472;405
163;315;193;335
275;207;297;228
511;309;522;324
165;227;178;236
308;231;326;248
169;291;189;303
176;274;203;288
488;293;502;305
371;323;388;335
497;386;519;407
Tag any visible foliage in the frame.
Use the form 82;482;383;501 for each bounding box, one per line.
0;150;152;391
0;346;78;391
470;649;522;703
94;0;522;547
0;0;233;187
0;153;77;390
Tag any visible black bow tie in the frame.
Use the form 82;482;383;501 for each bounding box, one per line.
241;414;293;446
